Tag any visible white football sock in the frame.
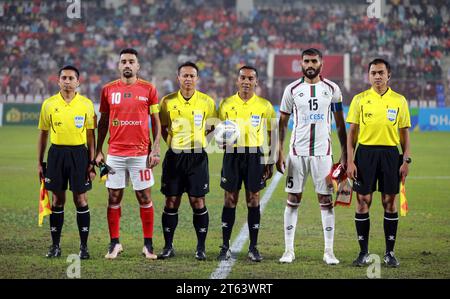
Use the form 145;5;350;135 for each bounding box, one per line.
321;208;335;251
284;203;299;251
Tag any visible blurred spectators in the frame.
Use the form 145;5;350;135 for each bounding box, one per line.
0;0;448;105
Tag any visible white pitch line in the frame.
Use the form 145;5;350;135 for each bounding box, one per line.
210;172;283;280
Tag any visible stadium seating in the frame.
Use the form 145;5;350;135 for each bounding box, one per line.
0;0;448;105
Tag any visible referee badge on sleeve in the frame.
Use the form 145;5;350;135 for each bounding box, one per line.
251;115;261;127
74;116;85;128
194;113;203;127
387;108;398;122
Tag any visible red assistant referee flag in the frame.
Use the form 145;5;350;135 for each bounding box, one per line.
39;179;52;226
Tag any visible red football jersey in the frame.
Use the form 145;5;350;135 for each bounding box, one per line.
100;79;159;156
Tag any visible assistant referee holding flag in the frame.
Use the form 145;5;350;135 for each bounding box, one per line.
38;65;96;259
346;58;411;267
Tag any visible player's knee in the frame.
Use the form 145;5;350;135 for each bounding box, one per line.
247;200;259;208
287;193;301;207
318;194;332;204
246;193;260;207
108;189;123;205
356;199;371;213
73;190;87;202
51;192;65;207
382;195;396;212
189;198;205;209
356;197;370;213
74;196;88;208
224;192;238;207
136;189;152;204
165;197;181;209
318;194;333;210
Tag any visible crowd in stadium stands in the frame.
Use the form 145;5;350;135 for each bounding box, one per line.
0;0;449;105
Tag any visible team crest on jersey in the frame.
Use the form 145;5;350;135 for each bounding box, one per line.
124;93;132;98
194;113;203;127
323;90;329;96
387;109;397;121
74;116;84;128
251;115;261;127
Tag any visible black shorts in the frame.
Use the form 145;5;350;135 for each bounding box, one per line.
220;147;266;193
353;145;401;195
45;144;91;193
161;149;209;197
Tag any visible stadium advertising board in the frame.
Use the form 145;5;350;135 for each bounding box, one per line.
418;108;450;131
274;55;344;80
0;103;101;127
1;103;41;126
0;104;448;131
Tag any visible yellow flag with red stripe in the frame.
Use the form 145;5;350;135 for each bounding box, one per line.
39;180;52;226
400;180;408;216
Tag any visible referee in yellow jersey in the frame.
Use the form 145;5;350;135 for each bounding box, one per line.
346;58;411;267
217;66;276;262
158;62;217;260
38;65;96;260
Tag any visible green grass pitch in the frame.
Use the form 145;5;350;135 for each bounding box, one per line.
0;126;449;279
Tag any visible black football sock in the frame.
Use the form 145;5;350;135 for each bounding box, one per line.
162;207;178;248
50;206;64;246
248;206;261;250
221;206;236;248
355;212;370;254
193;207;209;250
384;212;399;254
144;238;153;247
76;205;90;247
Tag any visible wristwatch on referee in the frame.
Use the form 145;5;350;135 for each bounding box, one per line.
89;160;97;166
403;157;412;164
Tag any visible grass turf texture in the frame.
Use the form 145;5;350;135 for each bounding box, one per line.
0;126;449;278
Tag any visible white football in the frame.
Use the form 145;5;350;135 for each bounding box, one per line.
214;120;240;146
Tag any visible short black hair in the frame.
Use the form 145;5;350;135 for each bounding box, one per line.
58;65;80;79
119;48;138;58
302;48;323;59
238;65;258;78
177;61;199;75
368;58;391;74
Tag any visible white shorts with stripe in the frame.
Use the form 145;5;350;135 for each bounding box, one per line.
106;155;154;190
285;153;333;195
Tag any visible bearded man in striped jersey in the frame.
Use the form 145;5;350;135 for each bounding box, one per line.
276;48;347;265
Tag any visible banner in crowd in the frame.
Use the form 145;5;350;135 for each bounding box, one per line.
273;55;344;80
